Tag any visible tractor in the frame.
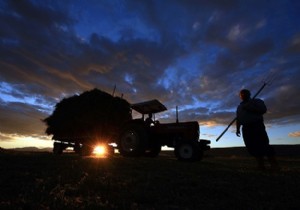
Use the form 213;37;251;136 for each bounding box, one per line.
117;99;210;161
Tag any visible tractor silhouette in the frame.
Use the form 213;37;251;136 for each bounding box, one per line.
117;99;210;161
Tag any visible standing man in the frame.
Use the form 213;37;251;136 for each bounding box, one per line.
236;89;279;170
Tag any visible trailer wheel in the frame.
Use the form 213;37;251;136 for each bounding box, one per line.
53;142;63;155
74;142;81;154
174;142;201;161
80;144;92;156
118;124;148;157
145;143;161;157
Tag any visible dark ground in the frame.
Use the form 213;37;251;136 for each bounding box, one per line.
0;145;299;210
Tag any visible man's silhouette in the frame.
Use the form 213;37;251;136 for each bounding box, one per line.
236;89;279;170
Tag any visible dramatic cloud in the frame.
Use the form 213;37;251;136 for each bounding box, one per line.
0;99;47;136
0;0;299;146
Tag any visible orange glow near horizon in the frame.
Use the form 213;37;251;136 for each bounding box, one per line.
0;133;53;149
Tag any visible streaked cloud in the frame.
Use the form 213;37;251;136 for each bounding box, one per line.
288;131;300;138
0;0;300;147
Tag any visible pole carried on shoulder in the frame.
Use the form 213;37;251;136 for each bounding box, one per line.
215;71;277;142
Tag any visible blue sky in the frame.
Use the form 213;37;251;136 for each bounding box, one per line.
0;0;300;149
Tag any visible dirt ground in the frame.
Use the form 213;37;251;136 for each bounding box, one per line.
0;146;299;210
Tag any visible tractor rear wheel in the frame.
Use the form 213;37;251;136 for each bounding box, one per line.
118;124;148;157
174;141;201;161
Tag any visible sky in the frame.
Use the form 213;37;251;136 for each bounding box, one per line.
0;0;300;149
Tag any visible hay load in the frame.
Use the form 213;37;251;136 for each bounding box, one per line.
43;88;132;144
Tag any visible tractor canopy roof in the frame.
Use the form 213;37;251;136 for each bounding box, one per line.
131;99;167;114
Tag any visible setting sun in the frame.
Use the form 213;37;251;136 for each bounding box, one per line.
93;145;106;156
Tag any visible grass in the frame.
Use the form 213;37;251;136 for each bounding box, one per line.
0;150;299;210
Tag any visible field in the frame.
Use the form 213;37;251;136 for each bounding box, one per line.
0;146;299;210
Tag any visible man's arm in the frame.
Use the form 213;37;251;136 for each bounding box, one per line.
236;120;241;137
236;106;241;137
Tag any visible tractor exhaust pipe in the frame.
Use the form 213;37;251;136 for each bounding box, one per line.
112;85;116;96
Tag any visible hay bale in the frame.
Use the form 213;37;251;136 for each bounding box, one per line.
43;88;131;143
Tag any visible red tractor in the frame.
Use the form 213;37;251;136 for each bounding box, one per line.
117;99;210;161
